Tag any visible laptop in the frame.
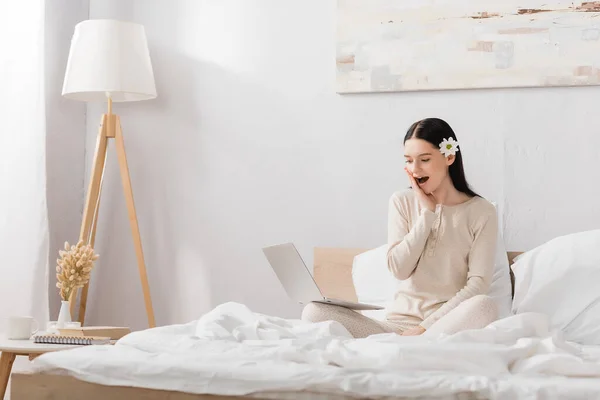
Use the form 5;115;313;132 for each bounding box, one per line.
262;242;384;311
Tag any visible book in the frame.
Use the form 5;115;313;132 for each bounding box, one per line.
34;334;111;345
57;326;131;340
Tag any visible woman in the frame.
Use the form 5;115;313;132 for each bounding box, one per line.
302;118;499;338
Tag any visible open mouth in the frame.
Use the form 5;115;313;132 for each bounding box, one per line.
415;176;429;184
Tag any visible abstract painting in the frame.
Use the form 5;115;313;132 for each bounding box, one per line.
336;1;600;93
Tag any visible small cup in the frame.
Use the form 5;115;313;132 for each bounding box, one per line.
7;316;39;340
46;321;58;334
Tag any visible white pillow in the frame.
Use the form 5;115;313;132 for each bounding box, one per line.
511;229;600;344
351;245;394;320
352;204;512;321
488;202;513;319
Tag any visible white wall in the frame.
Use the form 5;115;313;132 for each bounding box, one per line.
45;0;89;320
84;0;600;330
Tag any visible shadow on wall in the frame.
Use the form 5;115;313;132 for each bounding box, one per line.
44;2;88;321
85;48;305;329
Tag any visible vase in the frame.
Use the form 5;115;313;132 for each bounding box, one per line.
57;300;72;328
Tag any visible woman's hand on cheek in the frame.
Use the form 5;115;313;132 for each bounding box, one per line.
404;167;436;213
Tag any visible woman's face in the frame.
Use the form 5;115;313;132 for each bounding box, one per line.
404;138;454;194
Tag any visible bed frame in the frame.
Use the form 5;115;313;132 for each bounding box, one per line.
10;248;523;400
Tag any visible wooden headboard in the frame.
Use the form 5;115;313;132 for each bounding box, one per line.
313;248;523;302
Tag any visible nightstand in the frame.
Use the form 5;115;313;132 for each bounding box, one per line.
0;337;82;399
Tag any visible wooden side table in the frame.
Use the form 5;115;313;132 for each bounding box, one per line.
0;337;81;399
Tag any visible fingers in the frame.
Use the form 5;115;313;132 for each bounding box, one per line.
404;167;417;188
404;167;412;186
405;169;423;193
402;327;424;336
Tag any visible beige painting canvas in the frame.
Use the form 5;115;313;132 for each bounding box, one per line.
336;0;600;93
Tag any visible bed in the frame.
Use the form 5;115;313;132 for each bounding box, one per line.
10;247;600;400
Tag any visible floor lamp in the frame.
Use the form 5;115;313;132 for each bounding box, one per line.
62;19;157;328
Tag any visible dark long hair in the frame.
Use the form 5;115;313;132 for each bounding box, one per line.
404;118;479;198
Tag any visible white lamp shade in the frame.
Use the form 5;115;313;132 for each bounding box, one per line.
62;19;157;102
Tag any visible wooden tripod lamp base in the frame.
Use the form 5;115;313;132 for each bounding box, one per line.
70;98;156;328
61;19;159;328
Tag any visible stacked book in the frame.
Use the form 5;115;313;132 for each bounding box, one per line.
33;326;131;345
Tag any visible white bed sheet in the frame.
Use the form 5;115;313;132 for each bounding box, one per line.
32;302;600;399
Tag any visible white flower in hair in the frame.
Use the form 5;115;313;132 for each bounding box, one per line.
439;137;459;157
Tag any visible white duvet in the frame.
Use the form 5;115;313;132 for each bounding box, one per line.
33;302;600;399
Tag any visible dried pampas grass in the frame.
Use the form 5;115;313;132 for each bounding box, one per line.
56;240;99;301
